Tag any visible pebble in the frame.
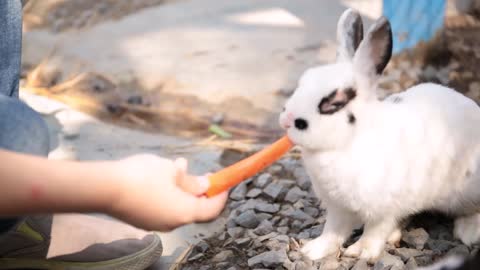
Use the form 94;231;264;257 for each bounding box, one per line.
227;227;245;238
255;201;280;213
293;167;312;190
285;187;308;203
394;247;423;262
405;257;418;270
277;226;289;234
254;220;274;235
211;250;234;262
230;182;247;200
281;208;315;222
195;240;209;253
447;245;470;257
426;239;457;253
288;251;303;261
352;259;369;270
247;250;290;268
304;207;320;218
263;182;288;200
234;238;251;246
373;252;405;270
188;253;204;262
256;213;273;221
246;188;262;198
258;232;279;242
234;210;260;228
402;228;429;249
255;173;272;188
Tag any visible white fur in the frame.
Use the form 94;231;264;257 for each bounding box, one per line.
280;9;480;262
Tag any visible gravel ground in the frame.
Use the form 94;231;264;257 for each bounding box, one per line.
178;152;479;270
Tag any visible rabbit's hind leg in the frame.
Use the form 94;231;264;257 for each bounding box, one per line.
454;213;480;246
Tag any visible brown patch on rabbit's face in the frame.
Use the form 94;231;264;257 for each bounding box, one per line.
318;87;356;115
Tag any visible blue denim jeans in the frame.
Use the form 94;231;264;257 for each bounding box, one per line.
0;0;50;233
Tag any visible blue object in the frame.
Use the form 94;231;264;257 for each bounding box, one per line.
383;0;446;54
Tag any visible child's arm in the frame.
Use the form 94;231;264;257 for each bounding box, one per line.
0;150;227;231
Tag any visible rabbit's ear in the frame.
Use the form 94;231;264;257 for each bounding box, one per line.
336;9;364;62
353;16;392;78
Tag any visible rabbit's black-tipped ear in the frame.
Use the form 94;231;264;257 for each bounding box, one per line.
354;16;392;75
336;9;364;62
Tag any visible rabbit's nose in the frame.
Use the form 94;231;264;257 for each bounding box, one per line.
280;113;294;129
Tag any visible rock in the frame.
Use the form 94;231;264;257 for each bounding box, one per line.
426;239;456;253
228;200;244;210
402;228;429;249
288;250;302;261
258;232;279;242
269;164;283;174
195;240;210;253
293;261;310;270
234;210;260;228
405;257;418;270
304;207;320;218
308;224;324;238
199;265;211;270
319;256;341;270
278;218;289;227
293;167;311;190
216;262;230;269
447;245;470;257
271;216;281;225
237;199;257;211
281;208;315;222
230;182;247;200
254;220;274;235
274;235;290;243
217;232;226;241
277;226;289;234
234;237;251;246
255;173;273;188
393;248;423;262
257;213;273;222
352;259;369;270
263;182;288;200
373;252;405;270
188;253;204;261
246;188;262;198
279;158;297;172
227;227;244;238
293;200;305;209
226;267;236;270
414;253;434;266
247;250;291;268
255;201;280;213
211;113;224;124
212;250;234;262
297;231;310;239
285;187;308;203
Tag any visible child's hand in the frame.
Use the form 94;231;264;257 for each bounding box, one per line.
108;154;228;231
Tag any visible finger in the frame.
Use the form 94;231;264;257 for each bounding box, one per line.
174;157;188;172
177;174;210;196
192;191;228;222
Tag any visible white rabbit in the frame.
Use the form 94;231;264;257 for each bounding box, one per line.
279;9;480;263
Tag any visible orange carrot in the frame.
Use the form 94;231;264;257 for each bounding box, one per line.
206;135;294;197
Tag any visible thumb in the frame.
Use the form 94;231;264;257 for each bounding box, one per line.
174;158;210;196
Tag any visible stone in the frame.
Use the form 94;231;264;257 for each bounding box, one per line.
393;248;423;262
373;252;405;270
277;226;289;235
281;208;315;222
237;199;257;212
405;257;418;270
263;182;287;200
228;200;244;209
212;250;234;262
234;210;260;228
226;267;236;270
278;218;289;227
426;239;456;253
279;158;297;172
227;227;244;238
278;179;296;188
188;253;204;261
288;251;302;261
293;261;310;270
304;207;320;218
352;259;369;270
247;250;290;268
274;235;290;243
217;232;226;241
271;216;281;225
258;232;279;242
319;256;341;270
308;224;324;238
199;265;211;270
234;237;251;246
256;213;273;222
413;253;433;266
216;262;230;268
269;164;283;174
402;228;429;249
297;231;310;239
254;220;274;235
293;167;311;190
447;245;470;257
285;187;308;203
230;182;247;200
195;240;210;253
246;188;262;198
255;201;280;213
255;173;273;188
293;200;305;209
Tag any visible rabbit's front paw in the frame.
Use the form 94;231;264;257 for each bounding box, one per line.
454;213;480;246
301;236;340;260
344;238;384;263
